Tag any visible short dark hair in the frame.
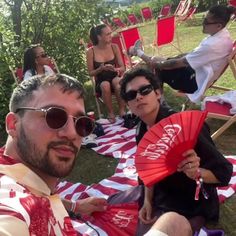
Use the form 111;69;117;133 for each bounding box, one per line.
120;67;161;101
10;74;85;114
209;5;236;27
89;24;107;45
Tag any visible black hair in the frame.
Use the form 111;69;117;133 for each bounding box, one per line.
120;67;161;101
89;24;107;45
209;5;236;27
23;44;41;75
10;74;84;114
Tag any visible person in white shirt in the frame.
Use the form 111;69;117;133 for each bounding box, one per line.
23;45;55;80
129;5;235;103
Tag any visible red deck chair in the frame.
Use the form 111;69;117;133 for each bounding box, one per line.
178;6;196;22
112;17;126;28
9;67;23;84
158;4;172;19
204;101;236;140
118;26;142;67
127;13;139;25
141;7;153;22
174;0;192;17
153;16;182;54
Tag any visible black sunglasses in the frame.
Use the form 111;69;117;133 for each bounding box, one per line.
36;53;48;58
15;107;95;137
124;84;153;101
203;18;223;25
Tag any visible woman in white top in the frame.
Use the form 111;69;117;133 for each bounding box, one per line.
23;45;55;80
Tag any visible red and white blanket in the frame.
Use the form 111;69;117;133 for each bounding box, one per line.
56;118;236;235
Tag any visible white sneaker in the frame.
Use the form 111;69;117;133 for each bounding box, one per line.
82;134;98;148
128;39;143;56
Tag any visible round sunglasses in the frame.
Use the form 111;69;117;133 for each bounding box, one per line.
124;84;154;101
15;107;95;137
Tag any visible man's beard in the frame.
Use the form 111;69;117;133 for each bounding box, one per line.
16;124;78;178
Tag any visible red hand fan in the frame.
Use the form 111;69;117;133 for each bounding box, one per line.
92;203;138;236
135;110;207;187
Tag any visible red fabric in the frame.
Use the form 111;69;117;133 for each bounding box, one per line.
135;110;207;186
16;68;23;81
112;17;126;28
205;101;232;116
92;203;138;236
127;14;139;25
141;7;153;21
156;16;175;46
228;0;236;6
119;27;141;51
159;4;172;18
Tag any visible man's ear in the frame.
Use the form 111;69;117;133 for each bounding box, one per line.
5;112;18;137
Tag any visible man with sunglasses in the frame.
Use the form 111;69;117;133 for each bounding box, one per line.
129;5;235;103
119;67;232;236
0;74;107;235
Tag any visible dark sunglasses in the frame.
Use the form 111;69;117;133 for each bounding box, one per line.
15;107;95;137
203;18;223;25
36;53;48;58
124;84;153;101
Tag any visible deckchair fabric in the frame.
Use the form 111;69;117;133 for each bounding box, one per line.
202;92;236;140
153;16;182;54
141;7;153;21
158;3;172;18
127;13;139;25
112;17;126;28
56;120;236;235
118;26;142;67
174;0;192;17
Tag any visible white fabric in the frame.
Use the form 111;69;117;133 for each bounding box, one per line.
144;229;168;236
186;28;233;103
23;65;55;80
201;90;236;115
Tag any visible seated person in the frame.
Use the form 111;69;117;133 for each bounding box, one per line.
0;74;107;235
23;44;55;80
129;5;235;103
119;67;233;235
86;24;126;123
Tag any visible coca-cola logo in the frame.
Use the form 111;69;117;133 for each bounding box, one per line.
111;210;134;228
140;124;181;160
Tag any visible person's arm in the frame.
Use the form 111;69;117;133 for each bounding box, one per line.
113;44;125;76
63;197;107;216
139;186;157;224
86;48;105;77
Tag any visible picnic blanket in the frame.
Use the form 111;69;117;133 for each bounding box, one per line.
56;118;236;235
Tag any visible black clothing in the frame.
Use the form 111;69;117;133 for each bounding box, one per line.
136;106;233;222
157;66;198;93
92;45;118;96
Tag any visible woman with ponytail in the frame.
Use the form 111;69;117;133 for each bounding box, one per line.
86;24;126;123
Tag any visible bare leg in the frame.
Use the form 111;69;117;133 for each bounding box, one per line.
100;81;115;122
144;212;192;236
112;77;126;117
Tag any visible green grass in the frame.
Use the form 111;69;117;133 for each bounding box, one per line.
68;17;236;235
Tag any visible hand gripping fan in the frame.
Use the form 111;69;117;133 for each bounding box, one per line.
92;203;138;236
135;110;207;187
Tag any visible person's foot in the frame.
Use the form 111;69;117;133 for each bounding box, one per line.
128;39;143;56
107;113;116;123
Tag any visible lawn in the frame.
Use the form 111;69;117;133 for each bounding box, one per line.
66;17;236;235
